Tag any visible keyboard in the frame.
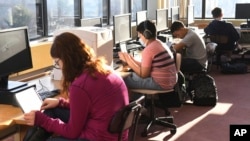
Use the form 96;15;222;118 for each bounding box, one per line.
160;30;171;34
38;89;60;100
113;63;120;70
126;44;142;50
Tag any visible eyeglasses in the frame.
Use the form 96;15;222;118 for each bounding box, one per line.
53;59;60;69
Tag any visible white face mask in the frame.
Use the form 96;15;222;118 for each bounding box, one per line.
139;38;146;47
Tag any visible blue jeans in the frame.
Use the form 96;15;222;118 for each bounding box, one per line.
123;72;163;90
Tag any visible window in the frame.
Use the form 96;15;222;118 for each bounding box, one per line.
192;0;202;18
131;0;146;21
2;1;250;41
110;0;129;24
205;0;250;18
46;0;80;35
0;1;44;39
82;0;102;18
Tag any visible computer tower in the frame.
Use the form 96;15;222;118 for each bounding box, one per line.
54;27;113;66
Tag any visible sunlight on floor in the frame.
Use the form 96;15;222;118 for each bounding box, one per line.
136;103;233;141
166;103;233;141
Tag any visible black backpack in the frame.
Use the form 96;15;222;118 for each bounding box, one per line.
192;74;218;106
221;62;248;74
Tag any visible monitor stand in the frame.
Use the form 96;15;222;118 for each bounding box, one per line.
0;76;28;106
0;75;27;91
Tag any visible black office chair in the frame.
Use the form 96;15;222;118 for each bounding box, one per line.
208;34;231;68
108;95;145;141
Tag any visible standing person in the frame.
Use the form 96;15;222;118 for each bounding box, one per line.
204;7;240;62
119;20;177;91
170;20;207;73
23;32;129;141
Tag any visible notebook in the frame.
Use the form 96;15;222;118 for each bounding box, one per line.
15;86;43;113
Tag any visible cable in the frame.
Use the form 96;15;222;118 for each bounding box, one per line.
36;79;50;93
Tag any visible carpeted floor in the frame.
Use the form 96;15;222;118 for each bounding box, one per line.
135;56;250;141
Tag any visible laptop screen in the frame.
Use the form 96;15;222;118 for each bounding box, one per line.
15;86;43;113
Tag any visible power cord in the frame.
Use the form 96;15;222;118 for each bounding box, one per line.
36;79;49;93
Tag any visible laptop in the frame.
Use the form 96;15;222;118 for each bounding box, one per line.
15;86;43;113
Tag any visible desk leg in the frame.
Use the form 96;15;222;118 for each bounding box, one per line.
0;125;21;141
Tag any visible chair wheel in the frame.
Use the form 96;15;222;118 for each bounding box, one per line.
170;129;177;134
141;131;148;137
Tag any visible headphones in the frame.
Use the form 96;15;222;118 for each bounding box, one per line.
143;21;153;39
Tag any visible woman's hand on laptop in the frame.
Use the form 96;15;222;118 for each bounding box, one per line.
24;110;36;126
40;98;59;110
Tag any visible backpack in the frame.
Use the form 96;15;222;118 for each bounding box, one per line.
221;62;248;74
191;74;218;106
158;71;187;107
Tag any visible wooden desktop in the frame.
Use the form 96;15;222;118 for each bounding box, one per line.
0;74;66;140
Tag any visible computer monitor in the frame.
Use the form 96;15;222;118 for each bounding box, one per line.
156;8;168;32
187;5;194;26
235;3;250;28
171;6;180;23
113;13;132;46
81;17;102;27
0;27;33;90
136;11;147;25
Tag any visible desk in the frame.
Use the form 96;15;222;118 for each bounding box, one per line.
236;27;250;44
234;27;250;58
0;75;65;140
0;104;22;140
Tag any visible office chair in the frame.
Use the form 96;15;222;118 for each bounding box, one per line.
206;42;217;72
108;95;145;141
207;34;231;68
129;53;185;137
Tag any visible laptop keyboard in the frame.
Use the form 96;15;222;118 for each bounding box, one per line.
38;90;60;100
126;44;142;50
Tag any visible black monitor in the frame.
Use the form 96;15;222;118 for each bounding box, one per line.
187;5;194;26
136;11;147;25
113;13;132;46
156;8;168;32
81;17;102;27
0;27;33;90
235;3;250;28
171;6;180;23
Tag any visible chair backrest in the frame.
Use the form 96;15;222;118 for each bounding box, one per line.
108;95;145;141
209;35;229;44
158;52;186;107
